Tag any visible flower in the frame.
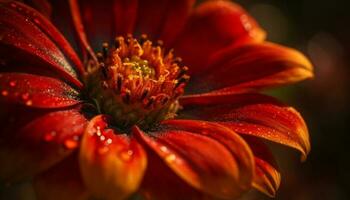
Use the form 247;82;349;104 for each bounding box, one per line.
0;0;313;200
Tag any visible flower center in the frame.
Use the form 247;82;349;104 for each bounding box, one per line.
84;35;189;130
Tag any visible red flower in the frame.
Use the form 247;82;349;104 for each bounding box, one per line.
0;0;313;200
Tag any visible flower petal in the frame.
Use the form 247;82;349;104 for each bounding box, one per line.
174;0;265;75
0;108;87;181
161;119;254;191
244;136;281;197
113;0;138;36
33;153;89;200
180;93;310;160
79;115;147;200
0;73;80;108
188;42;313;94
133;126;245;199
6;1;85;75
0;2;83;88
135;0;195;45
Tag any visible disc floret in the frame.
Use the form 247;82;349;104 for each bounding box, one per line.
85;35;189;130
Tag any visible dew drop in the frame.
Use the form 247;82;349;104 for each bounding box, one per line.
1;90;8;96
99;135;106;141
160;145;168;153
165;153;176;163
25;100;33;106
119;149;133;161
44;131;56;142
64;138;78;149
106;138;113;145
21;93;29;100
9;81;16;87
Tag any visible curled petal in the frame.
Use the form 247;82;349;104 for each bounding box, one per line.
0;2;83;88
180;93;310;160
189;42;313;94
34;153;89;200
0;108;87;181
0;73;80;108
174;0;265;75
244;136;281;197
133;126;245;199
161;119;254;191
79;115;147;200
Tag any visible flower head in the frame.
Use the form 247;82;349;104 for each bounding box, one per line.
0;0;313;200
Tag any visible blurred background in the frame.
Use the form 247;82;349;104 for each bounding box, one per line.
235;0;350;199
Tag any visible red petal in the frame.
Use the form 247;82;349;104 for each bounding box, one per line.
75;0;115;49
133;126;246;199
0;73;80;108
0;2;83;88
68;0;97;62
79;115;147;200
180;93;310;160
244;136;281;197
188;42;313;94
161;119;254;191
34;153;89;200
135;0;195;44
174;0;265;75
113;0;138;36
7;1;85;75
0;108;87;181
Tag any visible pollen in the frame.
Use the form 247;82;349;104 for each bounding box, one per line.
85;34;189;130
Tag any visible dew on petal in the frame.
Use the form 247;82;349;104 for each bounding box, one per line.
21;93;29;100
9;81;16;87
25;100;33;106
165;153;176;163
106;138;113;145
64;138;78;149
43;131;56;142
119;149;133;161
1;90;8;96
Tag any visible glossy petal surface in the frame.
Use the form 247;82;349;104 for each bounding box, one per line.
0;108;87;181
0;73;80;108
0;2;82;88
79;115;147;200
180;93;310;160
34;153;89;200
174;0;265;75
189;42;313;94
134;126;244;199
244;136;281;197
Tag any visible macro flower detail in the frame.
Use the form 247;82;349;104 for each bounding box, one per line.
0;0;313;200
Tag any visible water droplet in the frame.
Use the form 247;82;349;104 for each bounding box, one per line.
105;138;113;145
44;131;56;142
160;145;168;153
21;93;29;100
99;135;106;141
165;154;176;163
64;138;78;149
119;149;133;161
96;126;102;136
25;100;33;106
1;90;8;96
9;81;16;87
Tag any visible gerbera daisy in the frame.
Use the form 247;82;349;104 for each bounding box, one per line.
0;0;313;200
